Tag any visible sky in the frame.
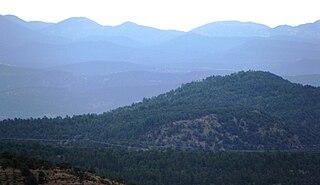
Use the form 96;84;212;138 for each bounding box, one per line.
0;0;319;31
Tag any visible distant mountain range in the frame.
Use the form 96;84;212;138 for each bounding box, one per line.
1;71;320;150
1;14;320;73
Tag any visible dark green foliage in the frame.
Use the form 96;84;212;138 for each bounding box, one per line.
0;150;94;184
0;151;53;172
24;175;38;185
1;142;320;185
58;161;72;169
38;171;46;184
21;165;38;185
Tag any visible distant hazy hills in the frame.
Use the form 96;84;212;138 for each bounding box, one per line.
1;14;320;119
285;74;320;87
0;63;231;119
1;71;320;150
1;14;320;74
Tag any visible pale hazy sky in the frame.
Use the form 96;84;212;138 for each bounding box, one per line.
0;0;319;31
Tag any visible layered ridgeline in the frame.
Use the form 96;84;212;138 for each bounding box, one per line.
1;71;320;150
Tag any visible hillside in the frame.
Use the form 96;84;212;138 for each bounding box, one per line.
1;71;320;150
0;152;123;185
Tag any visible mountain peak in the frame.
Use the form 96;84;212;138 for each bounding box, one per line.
116;21;141;29
121;21;138;25
4;14;26;23
203;20;265;26
58;17;101;26
191;20;271;37
43;17;104;39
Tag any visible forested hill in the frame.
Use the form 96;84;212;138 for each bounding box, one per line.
1;71;320;150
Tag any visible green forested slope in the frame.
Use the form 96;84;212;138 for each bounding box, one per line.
1;71;320;150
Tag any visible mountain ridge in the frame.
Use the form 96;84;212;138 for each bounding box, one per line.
4;14;320;39
3;14;320;33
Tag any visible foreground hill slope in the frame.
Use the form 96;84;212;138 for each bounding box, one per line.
1;71;320;150
0;152;123;185
1;143;320;185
